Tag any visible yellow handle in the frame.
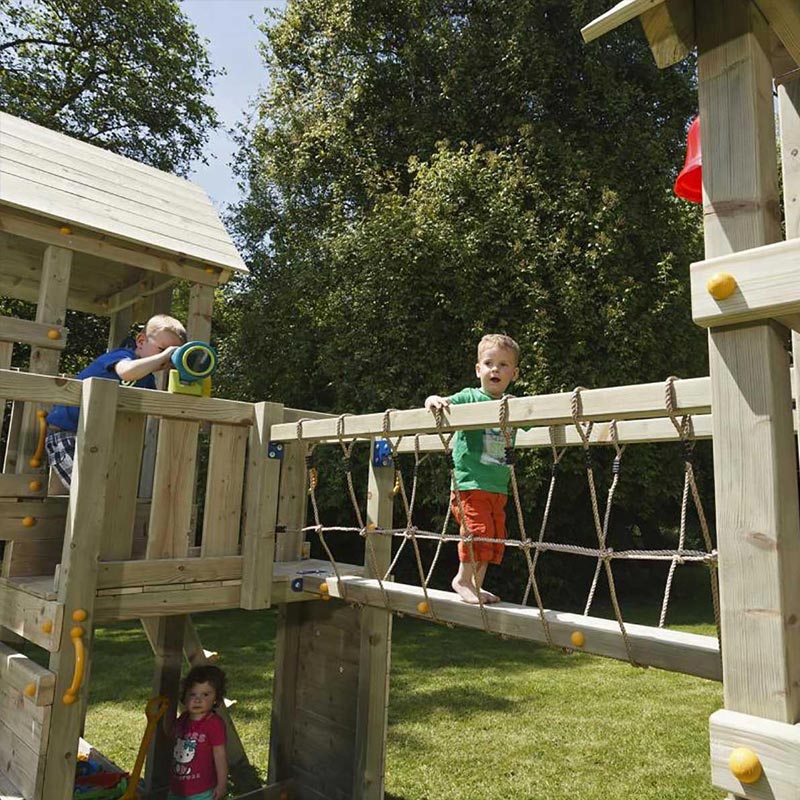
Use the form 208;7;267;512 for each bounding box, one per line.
29;410;47;468
120;696;170;800
62;625;85;704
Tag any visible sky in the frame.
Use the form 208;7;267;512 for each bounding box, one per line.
181;0;285;211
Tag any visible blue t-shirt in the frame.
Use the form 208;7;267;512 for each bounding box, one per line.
47;347;156;432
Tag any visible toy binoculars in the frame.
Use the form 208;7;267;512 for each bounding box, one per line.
168;341;217;397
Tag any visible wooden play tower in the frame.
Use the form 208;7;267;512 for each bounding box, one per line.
1;1;800;799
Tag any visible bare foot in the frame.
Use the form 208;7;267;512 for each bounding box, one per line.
451;577;500;604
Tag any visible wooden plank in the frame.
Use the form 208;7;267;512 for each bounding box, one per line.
0;166;244;275
313;575;722;681
2;136;237;246
99;274;177;316
581;0;666;43
0;370;254;425
0;341;11;438
690;238;800;328
0;582;62;651
0;317;66;350
640;0;694;69
353;452;393;800
93;583;241;622
0;474;47;499
275;441;307;561
0;641;55;706
101;412;146;560
42;377;119;800
710;709;800;798
271;376;712;442
0;681;50;754
97;556;242;589
146;420;199;559
201;424;248;557
754;0;800;69
0;720;38;800
697;0;800;775
241;402;283;610
0;210;224;287
1;156;239;261
397;414;714;453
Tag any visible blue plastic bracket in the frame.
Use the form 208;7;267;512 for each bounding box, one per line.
268;441;285;460
372;438;393;468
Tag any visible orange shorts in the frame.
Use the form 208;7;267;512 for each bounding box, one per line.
450;489;507;565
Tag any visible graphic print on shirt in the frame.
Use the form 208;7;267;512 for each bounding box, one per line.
480;428;506;467
173;736;198;777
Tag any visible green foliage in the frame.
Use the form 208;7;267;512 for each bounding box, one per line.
218;0;710;602
0;0;219;173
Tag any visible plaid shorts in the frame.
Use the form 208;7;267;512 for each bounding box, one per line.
45;430;76;489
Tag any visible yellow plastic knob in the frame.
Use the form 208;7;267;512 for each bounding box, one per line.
570;631;585;648
72;609;88;622
416;601;430;615
729;747;762;784
707;272;736;301
318;582;329;595
62;692;77;705
24;683;36;698
41;620;53;634
47;329;61;340
59;226;72;235
204;266;216;274
22;516;36;527
28;480;41;492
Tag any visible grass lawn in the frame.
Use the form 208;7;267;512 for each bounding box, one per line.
84;603;723;800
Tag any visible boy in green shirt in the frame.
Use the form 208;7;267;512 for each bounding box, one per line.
425;334;520;603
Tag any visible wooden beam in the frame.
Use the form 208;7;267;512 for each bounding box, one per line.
754;0;800;70
640;0;694;69
0;317;66;350
698;0;800;751
710;709;800;798
396;414;714;454
690;238;800;328
0;640;55;706
0;210;222;287
311;575;722;681
97;556;243;589
96;273;177;316
581;0;666;43
354;451;394;800
271;376;712;442
0;581;63;652
240;402;283;610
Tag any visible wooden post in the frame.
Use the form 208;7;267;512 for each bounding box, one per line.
240;402;283;610
697;8;800;797
353;444;393;800
16;245;71;473
41;378;118;800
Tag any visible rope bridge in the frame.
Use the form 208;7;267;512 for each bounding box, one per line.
275;377;722;682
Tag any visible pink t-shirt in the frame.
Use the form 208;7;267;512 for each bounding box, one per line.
170;711;227;797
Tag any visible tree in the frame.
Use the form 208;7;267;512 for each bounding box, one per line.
0;0;219;174
220;0;711;606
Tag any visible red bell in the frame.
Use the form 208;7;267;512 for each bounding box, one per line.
674;115;702;203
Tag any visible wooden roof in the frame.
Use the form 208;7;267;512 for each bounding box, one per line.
582;0;800;72
0;111;247;276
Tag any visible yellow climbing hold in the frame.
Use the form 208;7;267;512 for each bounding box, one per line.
707;272;736;301
416;601;430;615
319;582;329;595
729;747;762;784
570;631;585;648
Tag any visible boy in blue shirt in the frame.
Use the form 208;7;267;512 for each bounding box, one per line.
46;314;187;489
425;334;520;604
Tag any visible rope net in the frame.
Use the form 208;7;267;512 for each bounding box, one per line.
291;377;721;666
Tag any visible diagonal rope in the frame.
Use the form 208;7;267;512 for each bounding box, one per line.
571;387;637;666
